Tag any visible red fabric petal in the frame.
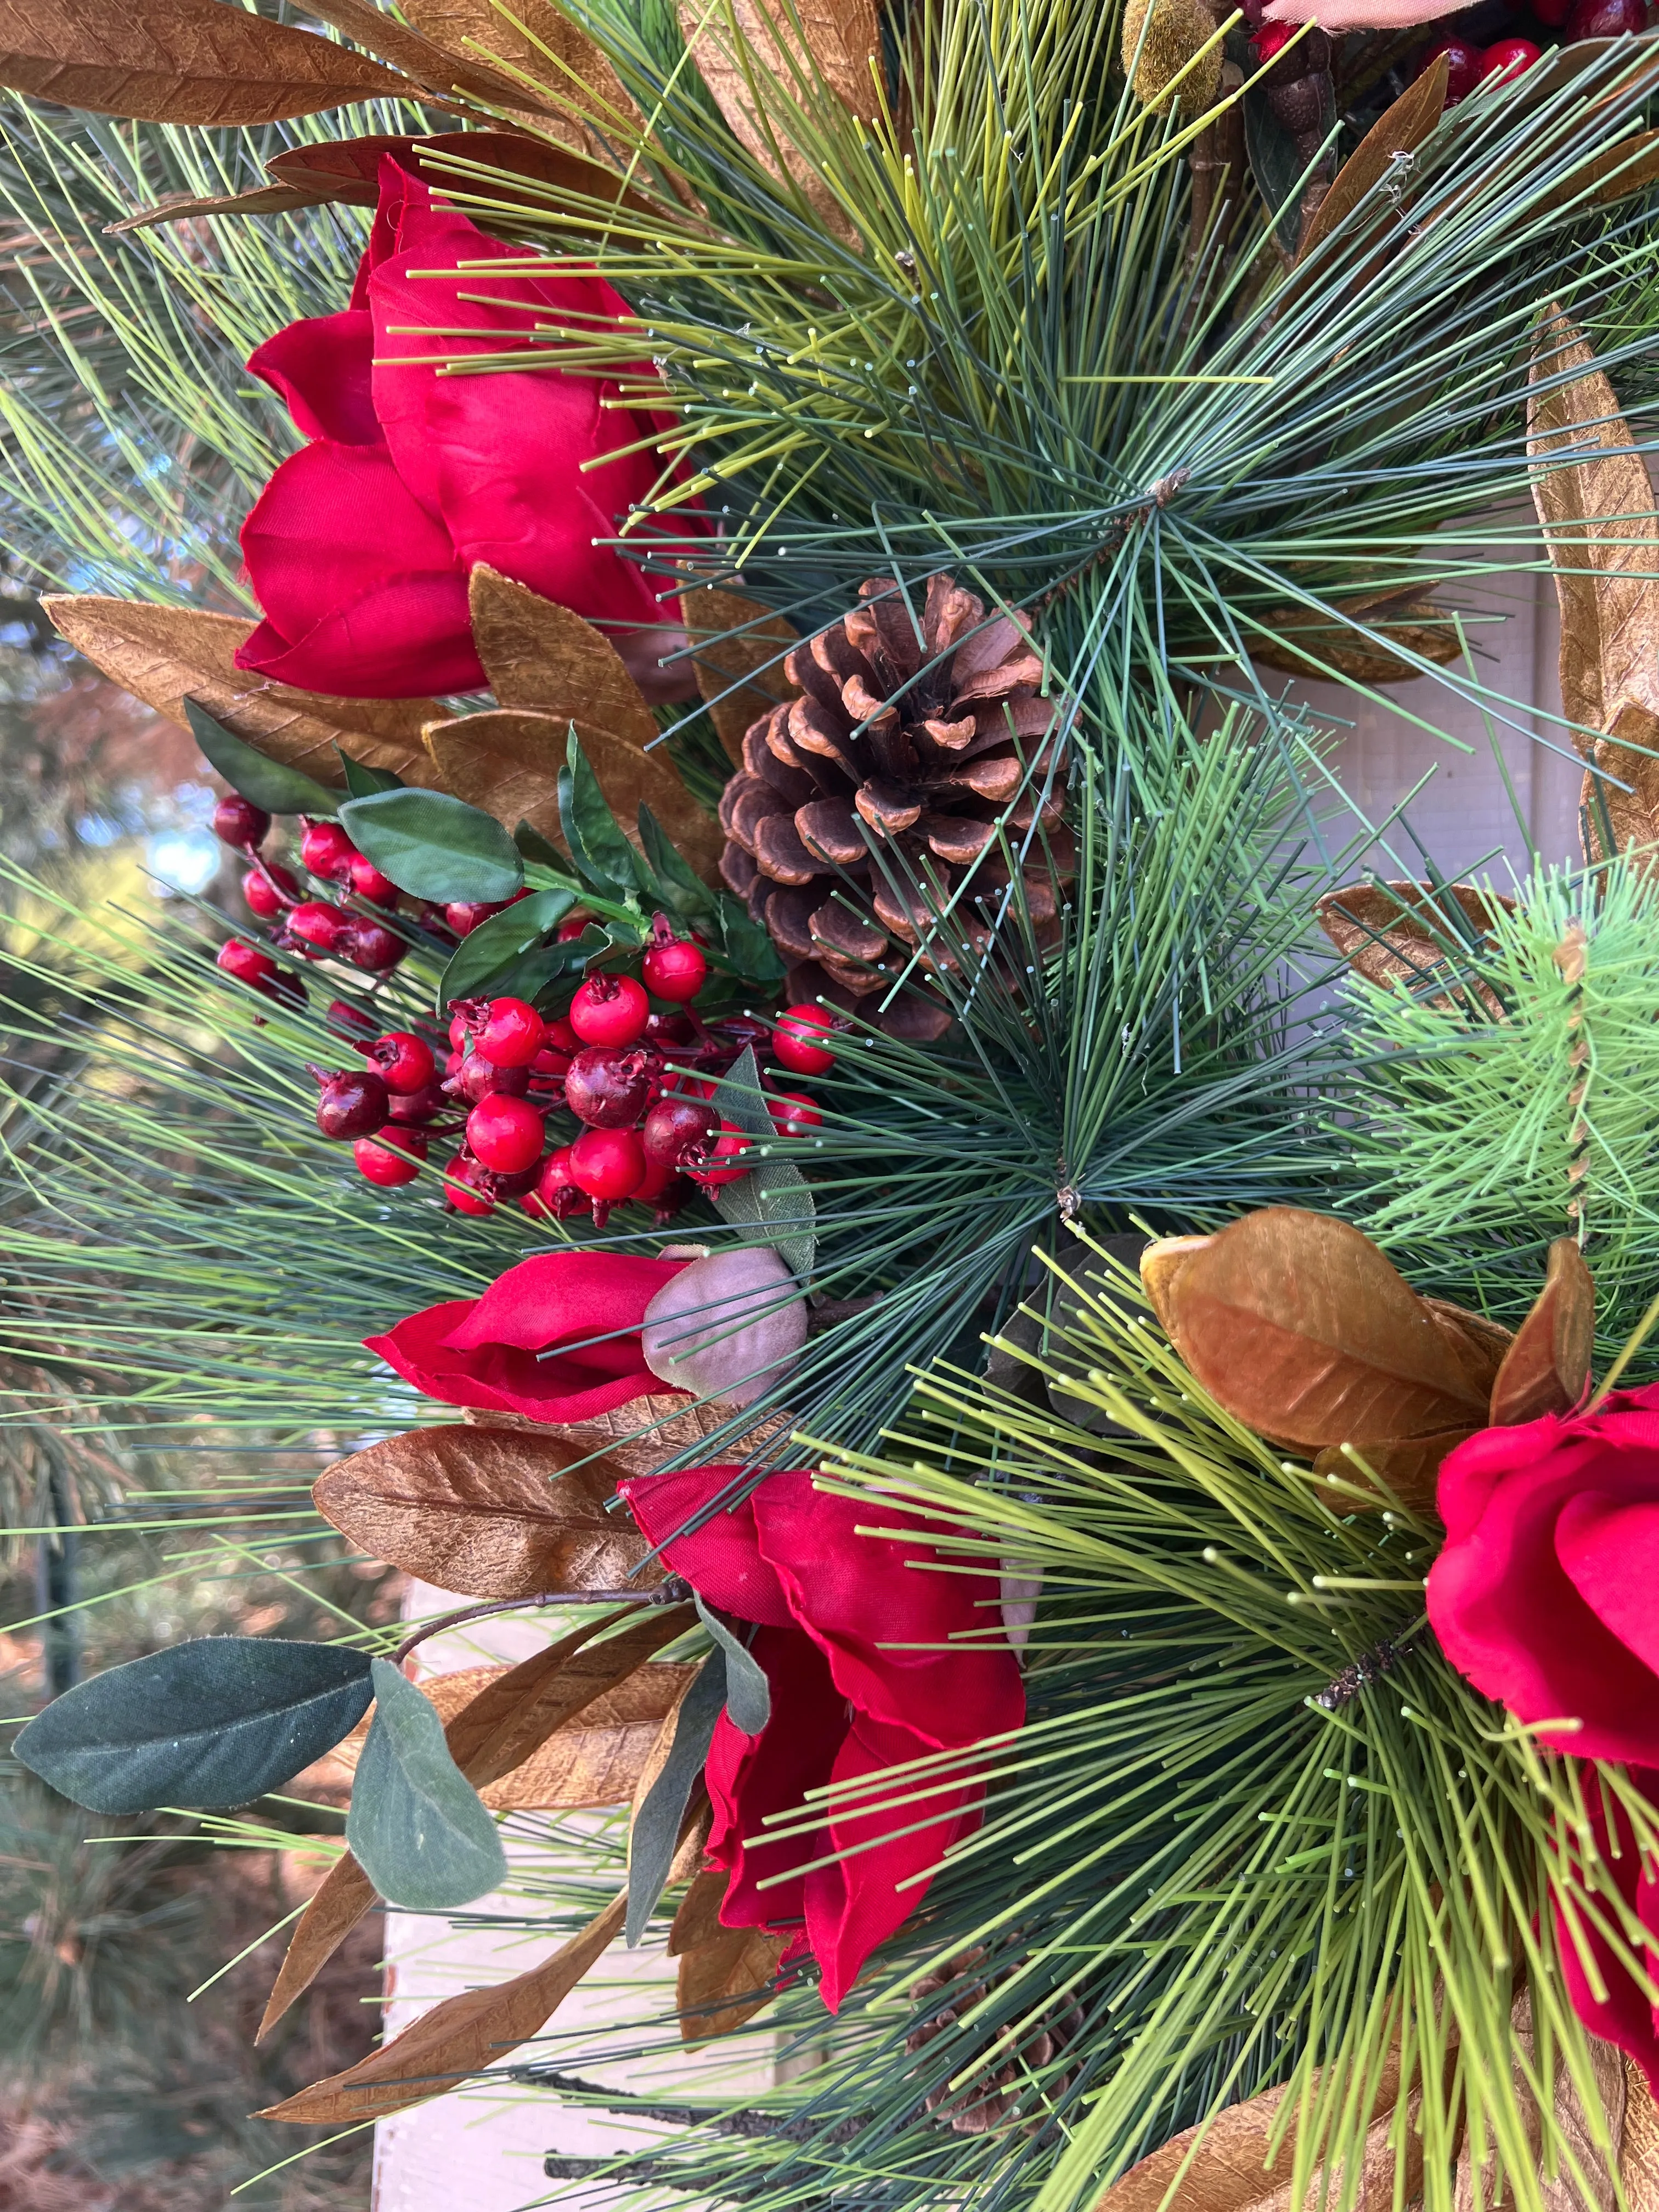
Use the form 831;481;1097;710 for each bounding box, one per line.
446;1251;685;1351
1556;1492;1659;1679
249;309;377;444
1553;1764;1659;2098
617;1465;793;1628
705;1625;845;1937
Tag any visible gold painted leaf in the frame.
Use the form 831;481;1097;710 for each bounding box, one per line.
311;1425;658;1600
1311;1430;1474;1516
1296;58;1447;269
1147;1207;1494;1448
1528;303;1659;759
681;580;798;768
469;567;658;742
43;596;440;788
1315;879;1513;1011
668;1866;786;2041
1536;129;1659;218
294;0;539;109
1489;1236;1594;1426
108;183;322;232
1253;591;1464;685
261;1891;627;2122
1453;1991;1626;2212
398;0;639;150
462;1393;791;1474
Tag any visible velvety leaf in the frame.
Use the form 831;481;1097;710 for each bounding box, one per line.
347;1660;506;1911
1489;1237;1595;1426
1252;591;1464;685
677;1914;788;2041
0;0;413;123
1528;304;1659;769
259;1891;628;2123
312;1424;661;1601
1311;1430;1475;1516
470;567;658;741
707;1045;817;1280
398;0;642;153
626;1654;727;1946
43;597;439;787
1316;879;1513;1012
15;1639;372;1816
681;581;798;768
436;888;575;1012
693;1596;770;1733
184;698;339;817
335;746;403;797
338;787;524;902
1296;56;1447;268
1143;1207;1494;1448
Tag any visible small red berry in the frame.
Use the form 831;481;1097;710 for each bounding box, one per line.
1476;34;1541;80
686;1121;749;1188
327;998;377;1038
364;1030;436;1094
387;1081;446;1124
465;1093;545;1173
772;1005;837;1076
1567;0;1643;31
530;1043;573;1081
544;1017;581;1055
768;1090;822;1138
642;1095;719;1168
338;917;405;973
476;997;545;1068
566;1046;661;1130
444;899;507;936
557;915;590;942
217;939;277;989
348;851;400;906
569;974;650;1047
642;935;709;1003
314;1069;389;1140
300;819;358;882
286;900;348;954
354;1126;426;1186
442;1154;496;1215
212;794;270;851
448;1010;472;1051
569;1126;646;1200
522;1146;585;1220
242;862;298;919
1419;32;1482;99
450;1054;529;1104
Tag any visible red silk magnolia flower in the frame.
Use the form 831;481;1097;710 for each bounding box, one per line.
1429;1388;1659;2089
620;1466;1026;2010
365;1250;688;1423
236;158;682;696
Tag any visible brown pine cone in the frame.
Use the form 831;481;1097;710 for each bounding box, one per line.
906;1948;1084;2135
718;573;1072;1037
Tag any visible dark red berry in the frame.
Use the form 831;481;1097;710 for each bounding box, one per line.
348;851;400;906
364;1030;436;1094
642;934;708;1003
301;819;357;882
1477;34;1541;78
569;973;650;1047
465;1093;545;1173
217;939;277;989
642;1094;718;1169
286;900;348;954
212;794;271;851
242;861;298;919
544;1017;581;1055
387;1081;447;1124
768;1090;822;1138
1567;0;1643;31
772;1005;837;1076
327;997;377;1038
354;1127;426;1186
450;1054;530;1104
1419;33;1482;98
522;1147;585;1220
476;997;545;1068
643;1011;696;1049
686;1121;749;1188
635;1159;691;1222
444;899;508;936
569;1126;646;1200
443;1153;496;1214
1532;0;1571;21
314;1069;389;1140
338;918;405;973
566;1046;661;1130
529;1043;573;1082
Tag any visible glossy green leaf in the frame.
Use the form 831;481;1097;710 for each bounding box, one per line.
514;820;567;866
14;1638;373;1814
346;1659;507;1912
714;899;787;987
693;1596;770;1734
437;887;576;1011
185;698;339;817
338;789;524;903
559;728;642;897
624;1650;726;1948
335;745;403;797
637;803;718;923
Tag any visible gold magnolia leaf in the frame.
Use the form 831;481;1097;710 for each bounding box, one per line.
468;568;659;743
108;183;321;232
1315;879;1513;1013
1252;590;1464;685
1622;2053;1659;2209
256;1607;690;2038
1093;2049;1415;2211
1146;1207;1495;1449
681;580;798;768
668;1866;786;2041
1489;1237;1595;1426
312;1425;658;1601
1528;303;1659;757
1424;1297;1513;1405
1452;1991;1626;2212
1312;1430;1474;1515
43;596;441;788
462;1394;792;1475
0;0;415;122
1295;57;1447;270
297;0;543;109
1536;128;1659;218
399;0;639;151
1121;0;1222;115
261;1891;627;2123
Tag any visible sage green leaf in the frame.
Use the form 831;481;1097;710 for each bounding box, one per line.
637;803;718;923
346;1659;507;1912
625;1651;726;1948
336;745;403;797
559;727;642;897
437;887;576;1012
338;789;524;903
707;1046;772;1139
706;1048;816;1280
185;698;339;817
693;1596;770;1734
14;1638;373;1815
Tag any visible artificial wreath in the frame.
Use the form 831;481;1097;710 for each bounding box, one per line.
4;0;1659;2203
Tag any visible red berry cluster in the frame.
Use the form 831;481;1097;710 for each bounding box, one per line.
1418;0;1648;103
211;798;409;996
